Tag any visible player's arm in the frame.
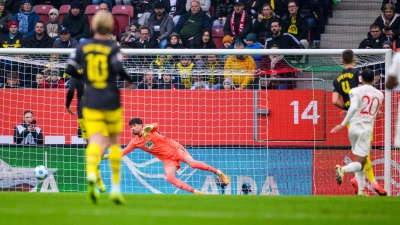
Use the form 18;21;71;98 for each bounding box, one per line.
65;49;82;78
144;123;158;132
103;140;136;159
331;90;358;133
65;77;78;115
332;92;346;110
386;53;400;89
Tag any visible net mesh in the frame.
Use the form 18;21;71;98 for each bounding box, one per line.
0;49;397;195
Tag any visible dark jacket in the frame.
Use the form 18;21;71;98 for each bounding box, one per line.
223;11;253;40
358;33;389;49
62;10;90;41
265;32;304;49
174;10;212;39
214;0;234;19
13;123;44;145
0;10;13;35
158;82;187;89
129;38;159;49
190;29;217;49
24;33;54;48
147;11;175;41
164;0;187;16
374;14;400;40
137;82;159;89
281;13;309;41
274;0;290;17
52;37;79;48
5;0;21;15
0;32;25;48
165;42;185;49
252;16;282;39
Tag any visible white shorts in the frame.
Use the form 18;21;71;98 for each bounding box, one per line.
348;123;372;157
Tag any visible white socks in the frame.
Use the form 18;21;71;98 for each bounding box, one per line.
355;171;365;194
343;162;362;173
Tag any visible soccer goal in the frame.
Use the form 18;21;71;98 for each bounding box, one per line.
0;48;396;196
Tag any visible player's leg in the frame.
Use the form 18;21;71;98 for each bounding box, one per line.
182;152;229;185
96;133;110;193
105;108;125;204
164;164;201;194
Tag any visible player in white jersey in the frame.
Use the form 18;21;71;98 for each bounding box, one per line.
386;52;400;147
331;69;384;196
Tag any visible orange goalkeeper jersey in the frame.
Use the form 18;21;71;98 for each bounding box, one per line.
121;123;183;161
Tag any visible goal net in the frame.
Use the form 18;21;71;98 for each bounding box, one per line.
0;48;396;196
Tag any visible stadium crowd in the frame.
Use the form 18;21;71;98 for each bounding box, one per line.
0;0;388;90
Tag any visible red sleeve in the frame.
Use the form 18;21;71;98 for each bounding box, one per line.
151;123;158;131
121;139;136;156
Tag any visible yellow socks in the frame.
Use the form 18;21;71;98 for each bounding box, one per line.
86;143;101;178
364;154;376;184
109;145;122;191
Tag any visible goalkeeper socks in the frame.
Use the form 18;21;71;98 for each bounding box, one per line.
364;155;376;184
86;143;101;178
165;173;195;193
343;162;362;173
355;171;365;193
189;161;217;173
109;144;122;187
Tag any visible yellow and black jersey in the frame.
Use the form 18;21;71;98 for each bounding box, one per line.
65;76;84;119
0;33;25;48
332;68;361;110
65;39;132;110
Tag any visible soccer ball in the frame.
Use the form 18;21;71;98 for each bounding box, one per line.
34;165;48;180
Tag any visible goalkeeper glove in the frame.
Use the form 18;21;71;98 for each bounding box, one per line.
143;125;154;133
102;154;109;160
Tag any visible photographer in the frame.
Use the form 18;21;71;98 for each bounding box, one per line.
13;110;44;145
358;24;389;49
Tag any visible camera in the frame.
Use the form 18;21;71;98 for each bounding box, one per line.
29;120;37;126
383;27;389;31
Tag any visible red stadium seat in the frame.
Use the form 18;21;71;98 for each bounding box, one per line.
112;5;134;34
212;27;224;49
58;5;70;22
85;5;100;25
34;5;54;23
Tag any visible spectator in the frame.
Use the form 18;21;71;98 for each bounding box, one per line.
45;8;62;39
191;71;210;89
108;33;119;45
61;0;90;11
24;21;54;48
150;55;172;81
174;0;212;48
138;0;168;25
274;0;289;17
0;0;13;36
137;70;159;89
41;70;65;88
99;3;120;40
2;71;20;88
249;0;269;18
258;44;297;89
381;0;400;14
224;42;256;89
13;0;39;38
92;0;113;12
204;55;224;88
5;0;20;15
0;20;25;48
147;2;174;49
174;55;195;88
281;0;309;50
220;35;233;61
166;0;187;25
190;28;217;48
265;18;304;49
358;24;389;49
247;77;271;90
13;110;44;145
165;32;185;49
31;73;45;88
252;4;280;42
186;0;211;17
129;25;159;48
213;0;234;28
374;4;400;41
245;33;262;66
62;1;90;42
53;27;79;48
121;20;141;43
222;77;235;90
115;0;132;5
158;71;187;89
223;0;252;44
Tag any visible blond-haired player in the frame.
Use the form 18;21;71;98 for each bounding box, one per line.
332;68;384;196
65;10;134;204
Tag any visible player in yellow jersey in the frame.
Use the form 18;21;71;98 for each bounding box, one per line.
332;49;387;196
65;10;134;204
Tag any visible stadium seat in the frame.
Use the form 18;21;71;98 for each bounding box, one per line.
112;5;134;34
59;5;70;22
34;5;54;23
212;27;224;49
85;5;100;25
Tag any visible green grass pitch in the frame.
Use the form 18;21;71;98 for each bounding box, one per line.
0;193;399;225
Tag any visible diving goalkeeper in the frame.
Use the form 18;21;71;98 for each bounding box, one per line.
103;118;229;194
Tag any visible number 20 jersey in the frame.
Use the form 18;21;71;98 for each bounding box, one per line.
332;68;361;110
69;39;125;110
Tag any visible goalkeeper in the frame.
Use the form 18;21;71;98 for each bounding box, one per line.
103;118;229;194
